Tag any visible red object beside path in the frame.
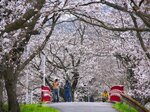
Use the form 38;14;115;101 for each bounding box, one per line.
109;85;124;102
41;85;52;103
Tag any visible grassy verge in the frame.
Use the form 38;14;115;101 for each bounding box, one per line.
21;104;60;112
2;104;60;112
1;105;8;112
113;102;138;112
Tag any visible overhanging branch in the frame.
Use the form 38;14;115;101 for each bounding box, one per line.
70;11;150;32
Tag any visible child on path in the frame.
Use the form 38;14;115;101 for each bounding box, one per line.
101;90;109;102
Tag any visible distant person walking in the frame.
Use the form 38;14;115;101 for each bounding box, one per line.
52;79;59;102
101;90;109;102
90;95;94;102
64;80;72;102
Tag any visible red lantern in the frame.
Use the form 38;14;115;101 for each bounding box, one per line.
41;85;52;103
109;85;124;102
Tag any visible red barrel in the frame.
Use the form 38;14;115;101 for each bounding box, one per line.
41;85;52;103
109;85;124;102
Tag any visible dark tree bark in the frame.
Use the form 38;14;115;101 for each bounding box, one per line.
5;80;20;112
3;68;20;112
71;69;79;101
0;77;3;112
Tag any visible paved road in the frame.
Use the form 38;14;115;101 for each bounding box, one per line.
44;102;117;112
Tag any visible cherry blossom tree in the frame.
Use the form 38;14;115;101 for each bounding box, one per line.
0;1;149;111
0;0;67;111
65;0;150;104
25;19;124;102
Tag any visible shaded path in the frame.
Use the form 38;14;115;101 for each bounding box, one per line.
44;102;117;112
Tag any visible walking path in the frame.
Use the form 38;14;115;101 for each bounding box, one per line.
44;102;118;112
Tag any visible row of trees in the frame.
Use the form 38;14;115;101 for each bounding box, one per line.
0;0;149;112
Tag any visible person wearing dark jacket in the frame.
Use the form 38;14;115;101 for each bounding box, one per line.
64;80;72;102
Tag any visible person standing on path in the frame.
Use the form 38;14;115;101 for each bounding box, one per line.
53;79;60;102
101;90;109;102
64;80;72;102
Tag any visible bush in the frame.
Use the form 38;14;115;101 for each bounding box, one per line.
113;102;137;112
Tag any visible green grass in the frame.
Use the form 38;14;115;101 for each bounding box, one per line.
1;104;8;112
113;102;138;112
21;104;60;112
1;104;60;112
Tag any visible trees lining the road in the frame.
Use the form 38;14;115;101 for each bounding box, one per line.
0;0;149;111
67;0;150;104
0;0;62;111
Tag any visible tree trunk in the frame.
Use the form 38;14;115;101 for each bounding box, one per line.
71;69;79;101
71;89;75;101
3;68;20;112
0;78;3;112
5;78;20;112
